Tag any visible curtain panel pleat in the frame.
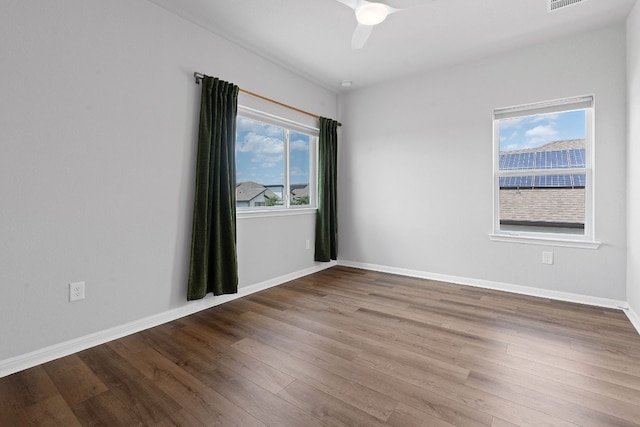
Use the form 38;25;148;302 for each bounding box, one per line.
187;76;239;300
315;117;339;262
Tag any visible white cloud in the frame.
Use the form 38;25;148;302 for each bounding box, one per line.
290;138;309;151
252;154;283;164
522;124;559;148
502;143;521;151
531;113;559;123
498;116;526;130
236;132;283;154
236;118;281;138
290;166;308;178
524;124;558;138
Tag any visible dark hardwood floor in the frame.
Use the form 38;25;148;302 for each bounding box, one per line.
2;266;640;426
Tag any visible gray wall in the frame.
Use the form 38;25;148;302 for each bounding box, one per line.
337;24;628;301
628;1;640;318
0;0;336;361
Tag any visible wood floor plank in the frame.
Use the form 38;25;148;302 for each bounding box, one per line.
231;336;399;422
213;347;296;394
491;417;520;427
473;349;640;409
72;389;141;426
78;345;182;425
386;402;458;427
25;394;82;426
277;379;390;427
0;365;60;419
42;354;109;407
465;370;639;427
288;338;493;427
468;356;640;424
239;309;363;361
149;408;207;427
195;364;326;427
116;346;266;427
2;266;640;426
507;342;640;392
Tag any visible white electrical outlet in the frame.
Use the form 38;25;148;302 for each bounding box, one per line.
69;281;85;302
305;239;311;250
542;251;554;265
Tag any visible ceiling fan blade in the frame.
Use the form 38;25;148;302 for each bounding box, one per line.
384;5;402;15
335;0;358;10
384;0;428;8
351;23;373;50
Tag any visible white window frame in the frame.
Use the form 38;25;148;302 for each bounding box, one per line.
489;95;600;249
236;106;318;217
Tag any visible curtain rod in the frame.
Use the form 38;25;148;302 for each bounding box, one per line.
194;72;341;127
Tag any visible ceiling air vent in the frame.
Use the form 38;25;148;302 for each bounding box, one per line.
548;0;588;12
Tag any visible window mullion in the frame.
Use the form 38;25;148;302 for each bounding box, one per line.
284;129;290;208
497;167;587;177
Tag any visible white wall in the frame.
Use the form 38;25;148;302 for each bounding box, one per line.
627;1;640;319
0;0;336;362
338;24;628;301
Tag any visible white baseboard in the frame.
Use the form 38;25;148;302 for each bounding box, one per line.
625;305;640;335
0;261;336;378
338;259;628;310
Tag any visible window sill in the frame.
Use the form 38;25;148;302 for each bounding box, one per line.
488;233;601;249
237;207;317;220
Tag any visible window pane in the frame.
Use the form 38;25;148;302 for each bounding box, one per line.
289;132;311;206
236;117;284;207
496;108;587;234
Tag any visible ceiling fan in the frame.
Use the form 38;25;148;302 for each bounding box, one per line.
335;0;403;50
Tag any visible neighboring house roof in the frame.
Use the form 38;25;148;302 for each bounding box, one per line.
504;139;584;154
292;185;309;199
236;181;276;202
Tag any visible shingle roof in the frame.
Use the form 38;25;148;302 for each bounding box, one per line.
500;188;584;225
505;139;585;154
236;181;276;202
292;185;309;198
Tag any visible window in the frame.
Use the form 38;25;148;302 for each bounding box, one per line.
235;107;317;211
491;96;598;247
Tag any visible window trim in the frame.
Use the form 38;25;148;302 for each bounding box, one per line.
235;106;318;215
490;95;600;249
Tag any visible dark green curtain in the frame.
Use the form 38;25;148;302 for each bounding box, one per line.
315;117;339;262
187;76;239;300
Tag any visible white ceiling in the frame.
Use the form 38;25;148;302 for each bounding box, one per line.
145;0;636;91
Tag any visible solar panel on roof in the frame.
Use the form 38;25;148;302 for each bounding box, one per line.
572;173;586;186
568;149;585;167
535;150;569;169
534;175;573;187
500;173;586;189
500;148;585;170
499;176;533;188
499;152;535;170
499;147;586;188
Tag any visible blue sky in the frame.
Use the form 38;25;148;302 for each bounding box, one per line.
499;109;585;152
235;117;310;186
